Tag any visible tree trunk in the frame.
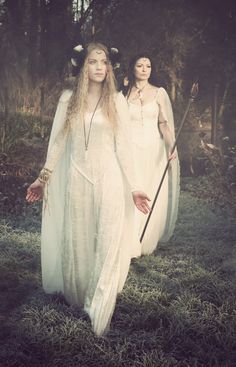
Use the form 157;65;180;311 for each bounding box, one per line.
211;83;219;145
218;81;231;124
28;0;40;86
1;88;9;152
170;80;176;103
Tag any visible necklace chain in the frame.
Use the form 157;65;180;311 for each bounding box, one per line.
135;83;148;126
84;95;102;151
135;83;148;99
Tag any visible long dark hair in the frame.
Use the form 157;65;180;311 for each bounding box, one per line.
122;53;159;98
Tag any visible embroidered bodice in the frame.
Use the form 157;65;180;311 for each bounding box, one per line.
128;99;162;149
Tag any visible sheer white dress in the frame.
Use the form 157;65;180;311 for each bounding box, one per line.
41;91;139;336
128;87;180;255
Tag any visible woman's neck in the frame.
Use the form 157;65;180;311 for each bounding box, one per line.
134;80;149;90
88;81;103;97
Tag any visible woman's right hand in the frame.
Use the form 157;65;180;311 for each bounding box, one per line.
26;179;45;203
168;149;177;161
132;191;151;214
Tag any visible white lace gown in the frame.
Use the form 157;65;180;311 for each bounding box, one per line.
41;91;138;336
128;87;180;255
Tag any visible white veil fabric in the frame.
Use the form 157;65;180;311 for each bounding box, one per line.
156;88;180;242
41;89;72;294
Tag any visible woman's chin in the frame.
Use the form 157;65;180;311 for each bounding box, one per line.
90;76;106;83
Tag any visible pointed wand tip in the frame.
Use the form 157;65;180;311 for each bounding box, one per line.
191;83;199;99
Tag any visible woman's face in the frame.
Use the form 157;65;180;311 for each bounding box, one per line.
134;57;151;81
87;48;108;83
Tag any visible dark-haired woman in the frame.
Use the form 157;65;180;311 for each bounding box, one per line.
26;43;150;336
123;53;180;256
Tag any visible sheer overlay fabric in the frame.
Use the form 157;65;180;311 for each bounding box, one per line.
128;87;180;255
41;91;139;336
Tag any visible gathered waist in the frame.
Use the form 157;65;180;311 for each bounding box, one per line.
70;152;121;184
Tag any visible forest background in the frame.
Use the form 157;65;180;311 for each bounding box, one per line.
1;0;236;177
0;1;236;366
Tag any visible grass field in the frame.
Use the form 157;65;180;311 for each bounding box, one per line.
0;179;236;367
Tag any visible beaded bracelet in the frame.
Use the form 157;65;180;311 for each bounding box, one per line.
38;167;52;184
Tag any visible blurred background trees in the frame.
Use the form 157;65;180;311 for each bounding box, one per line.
0;0;236;178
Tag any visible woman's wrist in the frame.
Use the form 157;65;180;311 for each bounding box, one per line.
38;167;52;184
131;188;141;194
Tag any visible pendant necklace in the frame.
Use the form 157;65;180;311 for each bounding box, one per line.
84;95;102;159
135;83;148;126
135;83;147;99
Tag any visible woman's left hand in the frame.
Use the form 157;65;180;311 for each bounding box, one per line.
132;191;151;214
168;150;177;161
26;179;45;203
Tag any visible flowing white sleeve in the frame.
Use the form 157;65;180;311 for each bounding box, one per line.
44;89;72;172
156;87;175;134
156;87;180;242
115;92;140;192
41;89;72;294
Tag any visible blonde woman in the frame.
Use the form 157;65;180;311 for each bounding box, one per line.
26;43;150;336
123;53;180;256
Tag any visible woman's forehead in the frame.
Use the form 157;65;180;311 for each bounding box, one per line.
88;48;107;59
136;58;151;64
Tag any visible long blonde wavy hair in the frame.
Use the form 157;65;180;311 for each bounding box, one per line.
65;42;118;131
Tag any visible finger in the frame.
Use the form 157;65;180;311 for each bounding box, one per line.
27;192;38;202
136;204;144;213
30;196;38;203
27;187;31;194
28;196;36;203
33;192;41;201
26;188;33;198
144;199;151;208
143;203;150;213
142;207;148;214
139;192;151;201
169;152;177;160
141;200;150;211
143;203;151;212
141;198;151;209
137;204;148;214
26;192;34;201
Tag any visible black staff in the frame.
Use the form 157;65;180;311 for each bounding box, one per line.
140;83;199;243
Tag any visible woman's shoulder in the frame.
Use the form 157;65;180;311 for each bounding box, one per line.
155;87;171;103
114;91;127;105
156;86;169;96
149;85;166;94
59;89;73;103
148;85;168;98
